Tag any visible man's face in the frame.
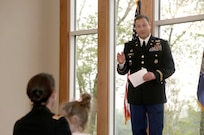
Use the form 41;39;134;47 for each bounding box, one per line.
135;18;151;39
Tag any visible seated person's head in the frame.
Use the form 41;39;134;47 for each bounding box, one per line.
61;93;91;133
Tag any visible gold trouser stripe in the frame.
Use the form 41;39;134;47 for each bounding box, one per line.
156;70;163;82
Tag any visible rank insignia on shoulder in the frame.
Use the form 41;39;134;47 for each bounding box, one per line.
52;114;63;120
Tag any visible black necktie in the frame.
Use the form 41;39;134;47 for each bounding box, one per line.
142;41;146;51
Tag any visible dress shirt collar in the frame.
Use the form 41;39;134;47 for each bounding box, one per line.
139;34;151;46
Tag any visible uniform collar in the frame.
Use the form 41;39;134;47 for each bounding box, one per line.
139;34;151;45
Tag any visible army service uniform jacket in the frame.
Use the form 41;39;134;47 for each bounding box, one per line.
117;35;175;105
13;105;71;135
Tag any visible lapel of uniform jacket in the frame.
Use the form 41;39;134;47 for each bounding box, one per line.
147;35;156;51
132;37;142;52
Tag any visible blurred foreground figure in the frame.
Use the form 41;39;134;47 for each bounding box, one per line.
13;73;71;135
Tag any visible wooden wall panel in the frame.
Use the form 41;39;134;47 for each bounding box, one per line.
59;0;70;104
97;0;109;134
141;0;154;32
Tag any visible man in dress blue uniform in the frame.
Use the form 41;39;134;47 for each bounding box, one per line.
117;15;175;135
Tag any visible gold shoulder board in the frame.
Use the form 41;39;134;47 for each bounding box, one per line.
52;114;63;120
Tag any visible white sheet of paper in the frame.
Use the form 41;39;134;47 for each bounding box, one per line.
128;68;148;87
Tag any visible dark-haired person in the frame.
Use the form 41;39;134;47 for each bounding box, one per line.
117;15;175;135
13;73;71;135
60;93;91;135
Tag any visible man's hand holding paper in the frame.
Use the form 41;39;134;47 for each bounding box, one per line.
128;68;148;87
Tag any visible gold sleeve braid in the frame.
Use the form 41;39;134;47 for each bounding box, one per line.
156;70;163;82
117;64;127;74
52;115;63;120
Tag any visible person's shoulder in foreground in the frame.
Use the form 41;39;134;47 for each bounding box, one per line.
13;72;71;135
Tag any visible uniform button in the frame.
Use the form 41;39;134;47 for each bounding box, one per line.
141;61;144;64
154;59;158;64
141;55;144;58
155;54;158;57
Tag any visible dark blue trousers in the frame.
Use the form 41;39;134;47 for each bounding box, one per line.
130;104;164;135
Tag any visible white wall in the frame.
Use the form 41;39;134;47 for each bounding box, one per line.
0;0;60;134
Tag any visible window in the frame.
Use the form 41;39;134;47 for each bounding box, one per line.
70;0;98;134
76;0;98;30
156;0;204;134
115;0;136;134
160;0;204;19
